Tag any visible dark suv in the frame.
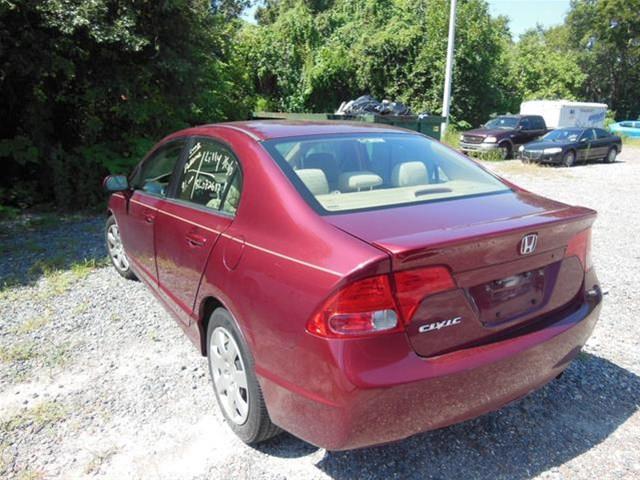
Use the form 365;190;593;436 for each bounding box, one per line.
460;115;548;159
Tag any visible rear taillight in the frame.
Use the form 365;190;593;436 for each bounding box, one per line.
566;228;592;271
394;266;456;323
306;275;400;338
307;266;456;338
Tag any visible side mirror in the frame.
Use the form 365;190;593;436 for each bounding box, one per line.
515;125;524;131
579;137;588;143
103;174;129;192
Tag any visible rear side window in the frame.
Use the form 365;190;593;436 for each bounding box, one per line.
519;118;531;130
264;133;509;214
133;142;184;196
581;129;596;141
177;139;242;213
531;117;545;130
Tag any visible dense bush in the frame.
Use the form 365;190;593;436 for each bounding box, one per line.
0;0;251;210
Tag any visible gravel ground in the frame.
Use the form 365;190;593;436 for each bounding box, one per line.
0;148;639;480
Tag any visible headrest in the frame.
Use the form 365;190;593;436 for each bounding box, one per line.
338;171;383;192
295;169;329;195
391;161;428;187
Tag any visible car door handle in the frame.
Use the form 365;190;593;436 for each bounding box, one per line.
144;212;155;224
186;233;208;247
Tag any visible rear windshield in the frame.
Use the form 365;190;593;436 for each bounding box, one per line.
485;117;519;129
544;129;582;142
263;133;509;214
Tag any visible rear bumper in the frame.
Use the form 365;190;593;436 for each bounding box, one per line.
259;285;602;451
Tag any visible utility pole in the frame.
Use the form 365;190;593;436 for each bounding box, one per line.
441;0;457;138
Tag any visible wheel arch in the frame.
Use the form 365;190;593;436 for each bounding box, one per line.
197;295;248;357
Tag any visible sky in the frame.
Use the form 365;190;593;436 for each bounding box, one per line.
487;0;571;38
243;1;572;39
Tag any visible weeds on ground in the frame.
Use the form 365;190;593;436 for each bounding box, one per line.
84;447;119;475
10;312;51;335
36;257;108;298
0;341;38;364
2;401;67;434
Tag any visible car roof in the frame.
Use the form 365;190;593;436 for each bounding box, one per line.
495;114;540;119
187;120;415;142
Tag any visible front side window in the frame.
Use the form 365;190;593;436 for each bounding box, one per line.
133;142;184;196
595;128;610;139
264;133;509;213
178;139;242;213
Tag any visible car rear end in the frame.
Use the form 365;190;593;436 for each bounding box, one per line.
259;130;602;450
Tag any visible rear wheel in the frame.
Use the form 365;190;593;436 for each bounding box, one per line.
562;150;575;167
105;216;136;280
207;308;281;445
605;146;617;163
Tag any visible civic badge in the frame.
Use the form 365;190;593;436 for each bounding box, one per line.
520;233;538;255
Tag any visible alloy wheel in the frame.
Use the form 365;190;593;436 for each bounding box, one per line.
209;326;250;425
106;223;130;271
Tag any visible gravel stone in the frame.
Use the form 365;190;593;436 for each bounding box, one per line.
0;148;639;479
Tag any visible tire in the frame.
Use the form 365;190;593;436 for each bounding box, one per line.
562;150;576;167
105;215;136;280
605;146;617;163
207;308;281;445
499;142;512;160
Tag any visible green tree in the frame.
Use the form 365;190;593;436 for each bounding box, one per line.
509;26;586;101
239;0;514;125
567;0;640;119
0;0;251;209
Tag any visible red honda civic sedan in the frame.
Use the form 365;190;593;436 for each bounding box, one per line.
103;121;602;450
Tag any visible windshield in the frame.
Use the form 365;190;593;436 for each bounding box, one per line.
543;129;582;142
484;117;519;129
263;133;509;214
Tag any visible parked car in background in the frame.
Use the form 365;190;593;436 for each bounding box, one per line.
519;127;621;167
460;114;548;159
520;100;608;129
609;120;640;138
103;121;602;450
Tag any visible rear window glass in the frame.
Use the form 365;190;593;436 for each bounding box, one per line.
263;133;509;214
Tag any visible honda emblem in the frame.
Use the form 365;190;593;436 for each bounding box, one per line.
520;234;538;255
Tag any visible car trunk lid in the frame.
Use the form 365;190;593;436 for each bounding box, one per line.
326;190;596;357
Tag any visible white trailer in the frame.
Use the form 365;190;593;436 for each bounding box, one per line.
520;100;608;129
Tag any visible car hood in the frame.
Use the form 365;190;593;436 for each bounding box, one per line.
463;128;513;138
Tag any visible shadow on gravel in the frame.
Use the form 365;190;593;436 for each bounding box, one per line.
0;214;107;288
264;353;639;479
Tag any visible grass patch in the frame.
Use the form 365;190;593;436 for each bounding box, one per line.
38;258;108;298
0;341;38;364
11;312;51;335
27;256;67;277
621;136;640;148
2;401;67;434
0;205;20;221
441;127;460;149
43;341;76;369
